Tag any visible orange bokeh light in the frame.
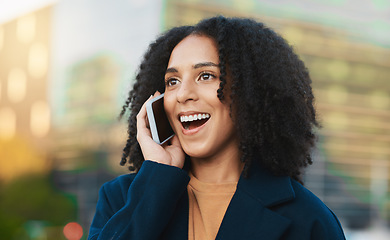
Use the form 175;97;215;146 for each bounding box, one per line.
63;222;83;240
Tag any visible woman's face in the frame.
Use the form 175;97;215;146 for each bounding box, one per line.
164;35;238;160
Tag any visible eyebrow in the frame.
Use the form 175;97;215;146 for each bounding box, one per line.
193;62;219;69
165;62;219;74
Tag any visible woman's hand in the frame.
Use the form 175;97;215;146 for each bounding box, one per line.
136;92;186;169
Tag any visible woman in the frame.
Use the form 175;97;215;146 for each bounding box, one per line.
88;16;346;239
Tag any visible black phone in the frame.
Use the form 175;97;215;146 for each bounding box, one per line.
146;93;175;144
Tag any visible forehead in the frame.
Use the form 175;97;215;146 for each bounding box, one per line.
167;35;219;67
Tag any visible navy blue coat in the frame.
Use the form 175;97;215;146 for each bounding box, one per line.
88;160;345;239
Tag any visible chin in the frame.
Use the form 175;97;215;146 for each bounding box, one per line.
182;144;213;160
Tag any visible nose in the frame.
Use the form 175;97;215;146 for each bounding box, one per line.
176;79;198;103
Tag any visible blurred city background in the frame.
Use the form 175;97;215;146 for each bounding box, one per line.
0;0;389;239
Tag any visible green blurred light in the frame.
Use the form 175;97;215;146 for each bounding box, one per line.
373;0;390;9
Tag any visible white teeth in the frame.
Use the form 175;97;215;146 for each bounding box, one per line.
180;113;210;123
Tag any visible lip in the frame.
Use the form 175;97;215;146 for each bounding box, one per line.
177;111;210;135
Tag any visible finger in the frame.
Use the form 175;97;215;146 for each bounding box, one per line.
165;135;185;168
154;90;161;97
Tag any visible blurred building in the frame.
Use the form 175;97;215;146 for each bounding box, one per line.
0;6;52;182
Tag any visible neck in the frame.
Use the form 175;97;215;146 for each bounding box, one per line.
190;144;243;183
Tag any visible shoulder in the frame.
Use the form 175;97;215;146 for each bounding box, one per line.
98;173;136;209
277;179;345;238
289;180;337;220
102;173;136;192
288;180;330;211
98;161;190;209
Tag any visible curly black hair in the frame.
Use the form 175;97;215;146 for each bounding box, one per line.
119;16;319;183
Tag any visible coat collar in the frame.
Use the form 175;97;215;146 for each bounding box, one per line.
238;161;295;207
216;161;296;239
163;160;296;240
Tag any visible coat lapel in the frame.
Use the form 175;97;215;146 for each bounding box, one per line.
216;162;296;240
161;192;189;240
163;161;296;240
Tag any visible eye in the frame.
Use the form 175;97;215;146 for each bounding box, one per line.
165;78;180;87
199;72;216;81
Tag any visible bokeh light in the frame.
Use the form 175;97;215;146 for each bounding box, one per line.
63;222;83;240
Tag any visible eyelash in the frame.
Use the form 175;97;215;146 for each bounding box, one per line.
199;72;216;81
165;78;179;87
165;72;217;87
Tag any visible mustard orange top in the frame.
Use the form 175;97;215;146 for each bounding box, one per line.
187;173;237;240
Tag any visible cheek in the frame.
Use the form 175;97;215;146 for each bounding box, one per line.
215;98;231;116
217;103;235;130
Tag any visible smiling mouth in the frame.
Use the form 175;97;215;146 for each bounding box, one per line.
180;113;210;130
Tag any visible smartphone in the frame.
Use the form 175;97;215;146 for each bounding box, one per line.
146;93;175;144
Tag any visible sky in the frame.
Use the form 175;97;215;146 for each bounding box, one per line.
0;0;58;24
